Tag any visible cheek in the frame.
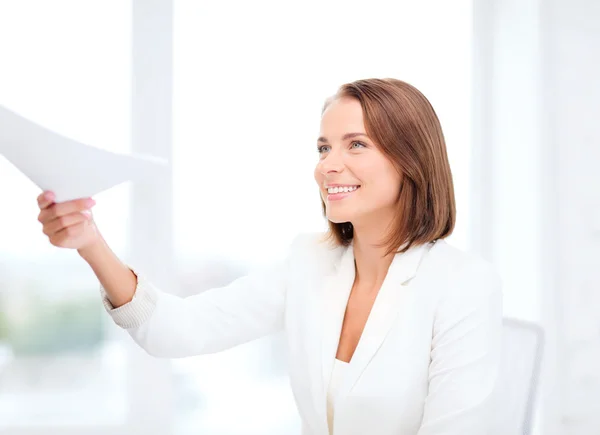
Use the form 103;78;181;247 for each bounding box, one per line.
314;166;322;184
357;159;398;187
368;164;401;201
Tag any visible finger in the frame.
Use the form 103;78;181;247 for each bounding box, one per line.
38;197;95;224
43;211;91;237
49;221;86;247
37;191;55;209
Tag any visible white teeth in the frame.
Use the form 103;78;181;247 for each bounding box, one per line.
327;185;359;194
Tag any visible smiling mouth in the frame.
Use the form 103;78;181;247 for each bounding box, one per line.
326;185;361;194
326;185;360;201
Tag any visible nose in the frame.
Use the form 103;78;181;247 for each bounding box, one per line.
317;150;344;175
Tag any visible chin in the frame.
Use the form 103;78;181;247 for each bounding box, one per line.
327;217;347;224
325;210;356;224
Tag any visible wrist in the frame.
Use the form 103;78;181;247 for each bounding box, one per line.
77;237;106;261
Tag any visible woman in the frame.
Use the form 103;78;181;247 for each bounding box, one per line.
36;78;502;435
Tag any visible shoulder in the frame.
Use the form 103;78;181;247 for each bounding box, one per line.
288;231;328;251
427;239;501;282
286;231;344;273
288;231;341;258
423;239;503;302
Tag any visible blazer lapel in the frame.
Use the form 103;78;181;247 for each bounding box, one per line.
320;243;356;399
330;241;433;402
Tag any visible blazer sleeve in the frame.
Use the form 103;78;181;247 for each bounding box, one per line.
417;259;503;435
99;235;302;358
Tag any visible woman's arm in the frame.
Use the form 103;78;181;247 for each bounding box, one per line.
417;259;503;435
78;235;137;308
83;235;302;358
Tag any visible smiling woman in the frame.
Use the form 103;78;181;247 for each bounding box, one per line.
315;79;455;256
82;75;503;435
170;1;475;433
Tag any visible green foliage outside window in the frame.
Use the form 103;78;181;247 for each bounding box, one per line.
0;296;104;356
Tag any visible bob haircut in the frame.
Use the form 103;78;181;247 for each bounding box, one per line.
320;78;455;256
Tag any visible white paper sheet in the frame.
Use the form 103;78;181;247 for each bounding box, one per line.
0;105;169;203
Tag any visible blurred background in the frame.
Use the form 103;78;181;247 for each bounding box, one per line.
0;0;598;434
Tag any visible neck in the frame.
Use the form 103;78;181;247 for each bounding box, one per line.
351;220;396;290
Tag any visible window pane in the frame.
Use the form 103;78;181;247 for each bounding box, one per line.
0;0;131;427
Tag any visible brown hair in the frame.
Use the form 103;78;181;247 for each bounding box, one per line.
320;78;455;256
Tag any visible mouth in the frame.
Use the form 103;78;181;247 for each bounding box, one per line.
325;185;360;202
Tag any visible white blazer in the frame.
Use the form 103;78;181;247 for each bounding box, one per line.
101;233;503;435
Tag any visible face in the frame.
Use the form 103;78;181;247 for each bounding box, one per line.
314;97;402;227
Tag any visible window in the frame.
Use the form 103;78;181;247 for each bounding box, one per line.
0;0;131;428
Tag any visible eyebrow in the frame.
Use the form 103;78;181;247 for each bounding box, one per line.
317;132;369;144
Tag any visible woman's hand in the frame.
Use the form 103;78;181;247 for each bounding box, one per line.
37;190;101;250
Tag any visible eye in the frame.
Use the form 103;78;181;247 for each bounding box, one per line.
350;141;366;149
317;145;330;154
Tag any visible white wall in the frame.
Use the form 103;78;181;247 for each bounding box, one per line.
473;0;600;433
545;0;600;432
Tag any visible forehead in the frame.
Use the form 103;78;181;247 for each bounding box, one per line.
319;98;365;135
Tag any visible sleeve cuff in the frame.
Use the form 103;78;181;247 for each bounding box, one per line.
99;265;158;329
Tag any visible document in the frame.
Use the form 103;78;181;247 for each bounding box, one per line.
0;105;168;203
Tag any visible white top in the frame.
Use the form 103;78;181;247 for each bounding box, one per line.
327;358;350;435
100;233;503;435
